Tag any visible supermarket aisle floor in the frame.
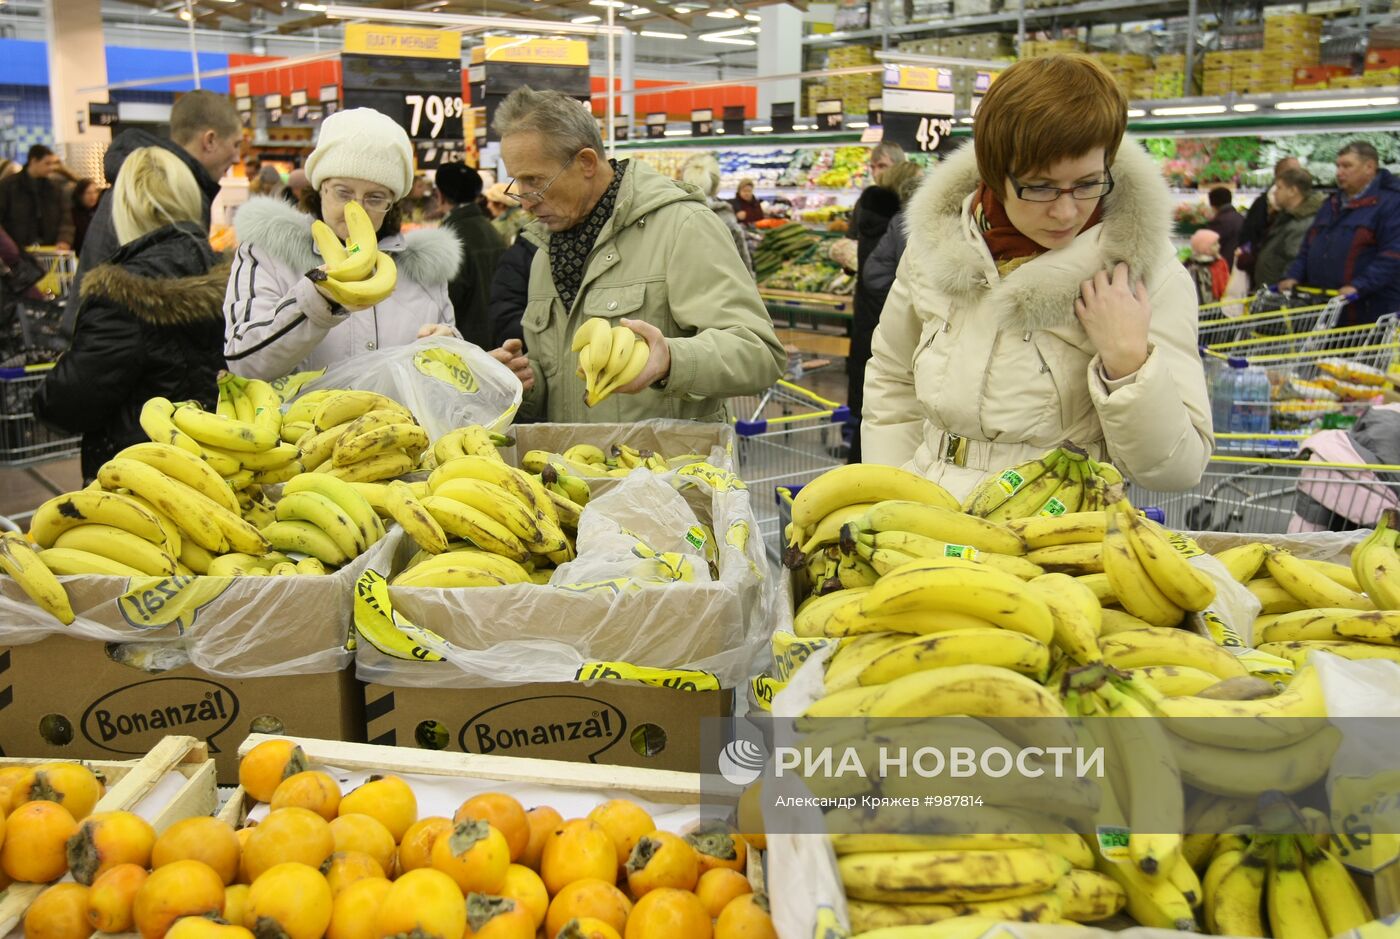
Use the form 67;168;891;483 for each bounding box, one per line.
1;458;82;524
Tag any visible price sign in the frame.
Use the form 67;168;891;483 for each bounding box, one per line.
771;101;795;134
88;102;118;127
723;105;746;136
880;87;958;155
403;93;465;140
613;119;630;142
646;112;668;139
868;96;884;126
691;108;714;137
816;99;844;131
341;24;464;150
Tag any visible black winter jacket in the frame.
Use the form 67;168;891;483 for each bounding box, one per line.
35;222;228;481
490;238;538;350
0;170;73;248
441;202;506;349
69;129;223;330
847;184;902;462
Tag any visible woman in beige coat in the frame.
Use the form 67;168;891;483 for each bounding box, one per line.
862;54;1212;499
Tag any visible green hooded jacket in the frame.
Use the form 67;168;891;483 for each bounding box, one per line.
518;159;786;423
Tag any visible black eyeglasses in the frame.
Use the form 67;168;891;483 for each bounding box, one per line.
1008;168;1115;203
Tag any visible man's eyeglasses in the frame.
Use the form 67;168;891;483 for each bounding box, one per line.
323;185;394;213
505;152;579;205
1008;169;1115;203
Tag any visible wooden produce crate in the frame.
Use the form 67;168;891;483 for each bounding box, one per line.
0;735;217;934
218;733;705;828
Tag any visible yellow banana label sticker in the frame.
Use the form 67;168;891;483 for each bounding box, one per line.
995;469;1027;495
1096;826;1131;861
772;631;844;681
576;661;720;691
676;462;747;492
413;348;480;394
1329;771;1400;873
1038;497;1068;517
352;570;445;661
943;543;978;560
685;525;709;554
268;368;325;400
117;575;233;634
750;673;786;710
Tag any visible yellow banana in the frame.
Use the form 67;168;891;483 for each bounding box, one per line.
1118;510;1217;612
1103;506;1184;627
433;478;552;550
1259;638;1400;665
1298;834;1372;935
317;248;397;307
1268;836;1328;939
312;390;412;431
1169;726;1341;797
283;473;384;548
1027;572;1102;663
1007;510;1107;549
37;546;142;578
861;557;1055;645
0;532;74;623
961;450;1062;517
1206;837;1268;935
311;219;349;266
837;848;1071;904
865;663;1071;721
139;396;203;456
399;548;530;585
1259;607;1400;645
1119;664;1221;696
422;495;529;561
1266;547;1371;610
1098;627;1249;679
324;201;378;281
1213;542;1270;583
1025;541;1104;575
96;458;227;552
856;627;1050;684
333;422;428;467
586;338;648;407
260;519;350;566
387;480;449;555
275;490;366;560
789;463;960;543
171;402;280;453
116;441;242;515
1055;869;1127;922
1248;576;1310;614
52;524;179;577
325;450;415;482
28;490;168;550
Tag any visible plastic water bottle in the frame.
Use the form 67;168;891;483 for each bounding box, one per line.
1214;357;1247;436
1248;365;1272;433
1226;358;1254;435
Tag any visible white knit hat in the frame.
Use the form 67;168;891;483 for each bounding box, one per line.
305;108;415;201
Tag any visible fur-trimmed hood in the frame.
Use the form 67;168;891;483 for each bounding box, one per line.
903;139;1174;332
82;261;232;325
234;196;463;286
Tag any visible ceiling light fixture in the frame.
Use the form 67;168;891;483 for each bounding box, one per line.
750;124;773;132
1125;108;1147;117
698;34;754;43
743;11;759;19
1231;103;1259;112
573;14;601;22
639;28;686;37
1275;95;1400;110
705;8;739;16
663;129;690;136
847;120;868;128
703;25;748;36
1149;104;1228;116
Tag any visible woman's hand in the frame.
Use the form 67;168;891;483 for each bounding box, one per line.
614;319;672;394
491;339;534;392
1076;262;1151;381
417;324;455;339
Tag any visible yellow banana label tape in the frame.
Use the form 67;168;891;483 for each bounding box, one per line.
1329;772;1400;873
352;569;446;661
676;462;747;492
1165;529;1207;559
575;661;721;691
771;630;844;681
553;577;642;596
750;673;787;710
413;348;480;394
268;369;325;400
118;575;232;633
1199;610;1295;679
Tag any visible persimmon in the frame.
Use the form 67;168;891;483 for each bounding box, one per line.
372;868;465;939
541;819;616;894
397;817;452;874
14;763;104;821
24;882;91;939
558;918;623;939
270;772;341;821
499;864;549;928
463;894;535;939
328;813;396;873
131;859;226;939
695;868;751;919
521;806;563;871
714;895;776;939
245;861;333;939
455;793;530;862
623;889;711;939
240;807;334;882
238;741;307;804
588;801;656;871
320;851;386;896
338;775;416;842
685;829;747;876
430;819;510;895
327;877;391;939
152;817;242;885
545;878;632;939
2;800;79;883
67;810;157;884
86;863;149;932
625;832;699;897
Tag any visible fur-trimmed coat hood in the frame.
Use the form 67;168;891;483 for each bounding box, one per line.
223;198;462;380
903;138;1175;333
35;221;227;480
860;139;1213;500
233;196;463;286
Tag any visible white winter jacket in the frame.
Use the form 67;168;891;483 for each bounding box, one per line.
223;197;463;380
862;140;1213;500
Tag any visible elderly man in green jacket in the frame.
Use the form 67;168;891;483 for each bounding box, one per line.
488;87;786;423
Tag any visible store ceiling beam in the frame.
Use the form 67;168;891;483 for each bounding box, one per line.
244;0;287;14
276;12;329;30
203;0;253;20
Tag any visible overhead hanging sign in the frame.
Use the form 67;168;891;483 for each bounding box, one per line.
880;87;957;155
771;101;795;134
691;108;715;137
883;64;954;93
646;112;668;139
480;36;589;67
343;23;461;59
816;99;844;131
722;105;746;136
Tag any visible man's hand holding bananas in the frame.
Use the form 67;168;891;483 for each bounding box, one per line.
572;317;670;407
309;201;398;310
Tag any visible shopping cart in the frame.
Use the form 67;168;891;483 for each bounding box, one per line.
1198;286;1346;349
1130;447;1400;534
730;375;850;559
1;363;79;468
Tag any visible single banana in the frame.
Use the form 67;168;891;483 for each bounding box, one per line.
275;490;366;560
1259;638;1400;665
1119;665;1221;697
399;549;530;585
1169;726;1341;798
562;443;608;465
790;464;960;542
171;402;280;453
849;529;1041;579
115;441;242;515
422;495;529;561
282;473;384;548
1206;837;1268;935
52;524;179;577
1025;541;1105;575
261;519;350;566
312;390;412;431
433;478;555;550
1298;833;1372;935
865;663;1071;722
38;546;143;578
837;848;1071;904
1027;572;1103;664
324;201;379;281
1099;683;1185;881
311;218;350;266
139;396;203;456
386;481;449;555
1098;627;1249;679
333;421;429;467
1055;869;1127;922
1103;506;1184;628
28;490;167;550
179;540;216;574
858;627;1051;684
1265;547;1372;611
296;556;328;575
241;377;283;436
862;500;1029;555
0;532;74;623
861;558;1056;645
96;458;227;552
1351;509;1400;608
1076;571;1116;604
1259;607;1400;645
1248;576;1309;614
1008;510;1107;549
845;893;1062;932
1302;558;1364;593
1132;665;1325;749
325;450;415;482
282;389;338;426
1214;542;1270;583
1117;509;1217;612
1095;852;1197;931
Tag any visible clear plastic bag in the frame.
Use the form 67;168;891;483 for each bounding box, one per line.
295;336;523;439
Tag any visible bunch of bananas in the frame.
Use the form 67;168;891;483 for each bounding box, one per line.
960;446;1124;520
282;389;429;483
308;201;398;308
572;317;649;407
523;444;710;479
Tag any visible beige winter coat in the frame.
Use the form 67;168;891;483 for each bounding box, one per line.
518;159;786;423
862;139;1213;500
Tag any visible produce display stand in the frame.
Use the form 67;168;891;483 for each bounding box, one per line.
216;733;707;828
759;288;853;330
0;735;217;934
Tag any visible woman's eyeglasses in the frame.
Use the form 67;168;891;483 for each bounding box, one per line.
1009;169;1115;203
323;185;394;213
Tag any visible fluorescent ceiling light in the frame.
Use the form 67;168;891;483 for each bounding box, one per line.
705;8;739;16
699;33;754;43
573;14;600;21
1150;104;1228;116
622;8;650;15
958;116;974;123
847;121;868;128
1275;96;1400;110
1125;108;1147;117
704;25;748;36
751;124;773;132
639;28;686;37
743;11;760;19
296;2;327;9
792;122;813;130
663;129;690;136
590;0;628;6
747;25;760;31
1232;103;1259;112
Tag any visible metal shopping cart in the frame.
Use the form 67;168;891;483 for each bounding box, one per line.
729;362;850;558
1198;287;1346;350
0;363;79;468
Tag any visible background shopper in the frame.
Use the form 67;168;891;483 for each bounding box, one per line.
437;162;506;348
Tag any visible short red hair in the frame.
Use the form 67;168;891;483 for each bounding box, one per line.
973;54;1128;194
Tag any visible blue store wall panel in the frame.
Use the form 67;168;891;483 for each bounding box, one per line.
0;39;229;93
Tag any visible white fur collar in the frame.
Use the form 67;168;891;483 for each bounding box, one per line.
903;138;1173;331
234;197;463;286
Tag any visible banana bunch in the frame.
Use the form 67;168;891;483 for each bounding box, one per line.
521;443;705;480
369;446;575;588
573;317;650;407
0;530;73;623
432;424;511;466
960;446;1123;521
308;201;398;308
1101;499;1217;629
284;389;427;483
256;472;385;570
786;464;961;555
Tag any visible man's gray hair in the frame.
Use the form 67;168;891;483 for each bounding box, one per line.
493;87;605;164
871;141;906;165
1338;140;1380;165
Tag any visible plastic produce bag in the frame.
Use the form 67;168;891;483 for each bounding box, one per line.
354;465;780;690
294;336;522;440
0;535;395;678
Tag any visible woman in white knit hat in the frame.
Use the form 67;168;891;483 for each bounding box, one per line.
222;108;464;379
